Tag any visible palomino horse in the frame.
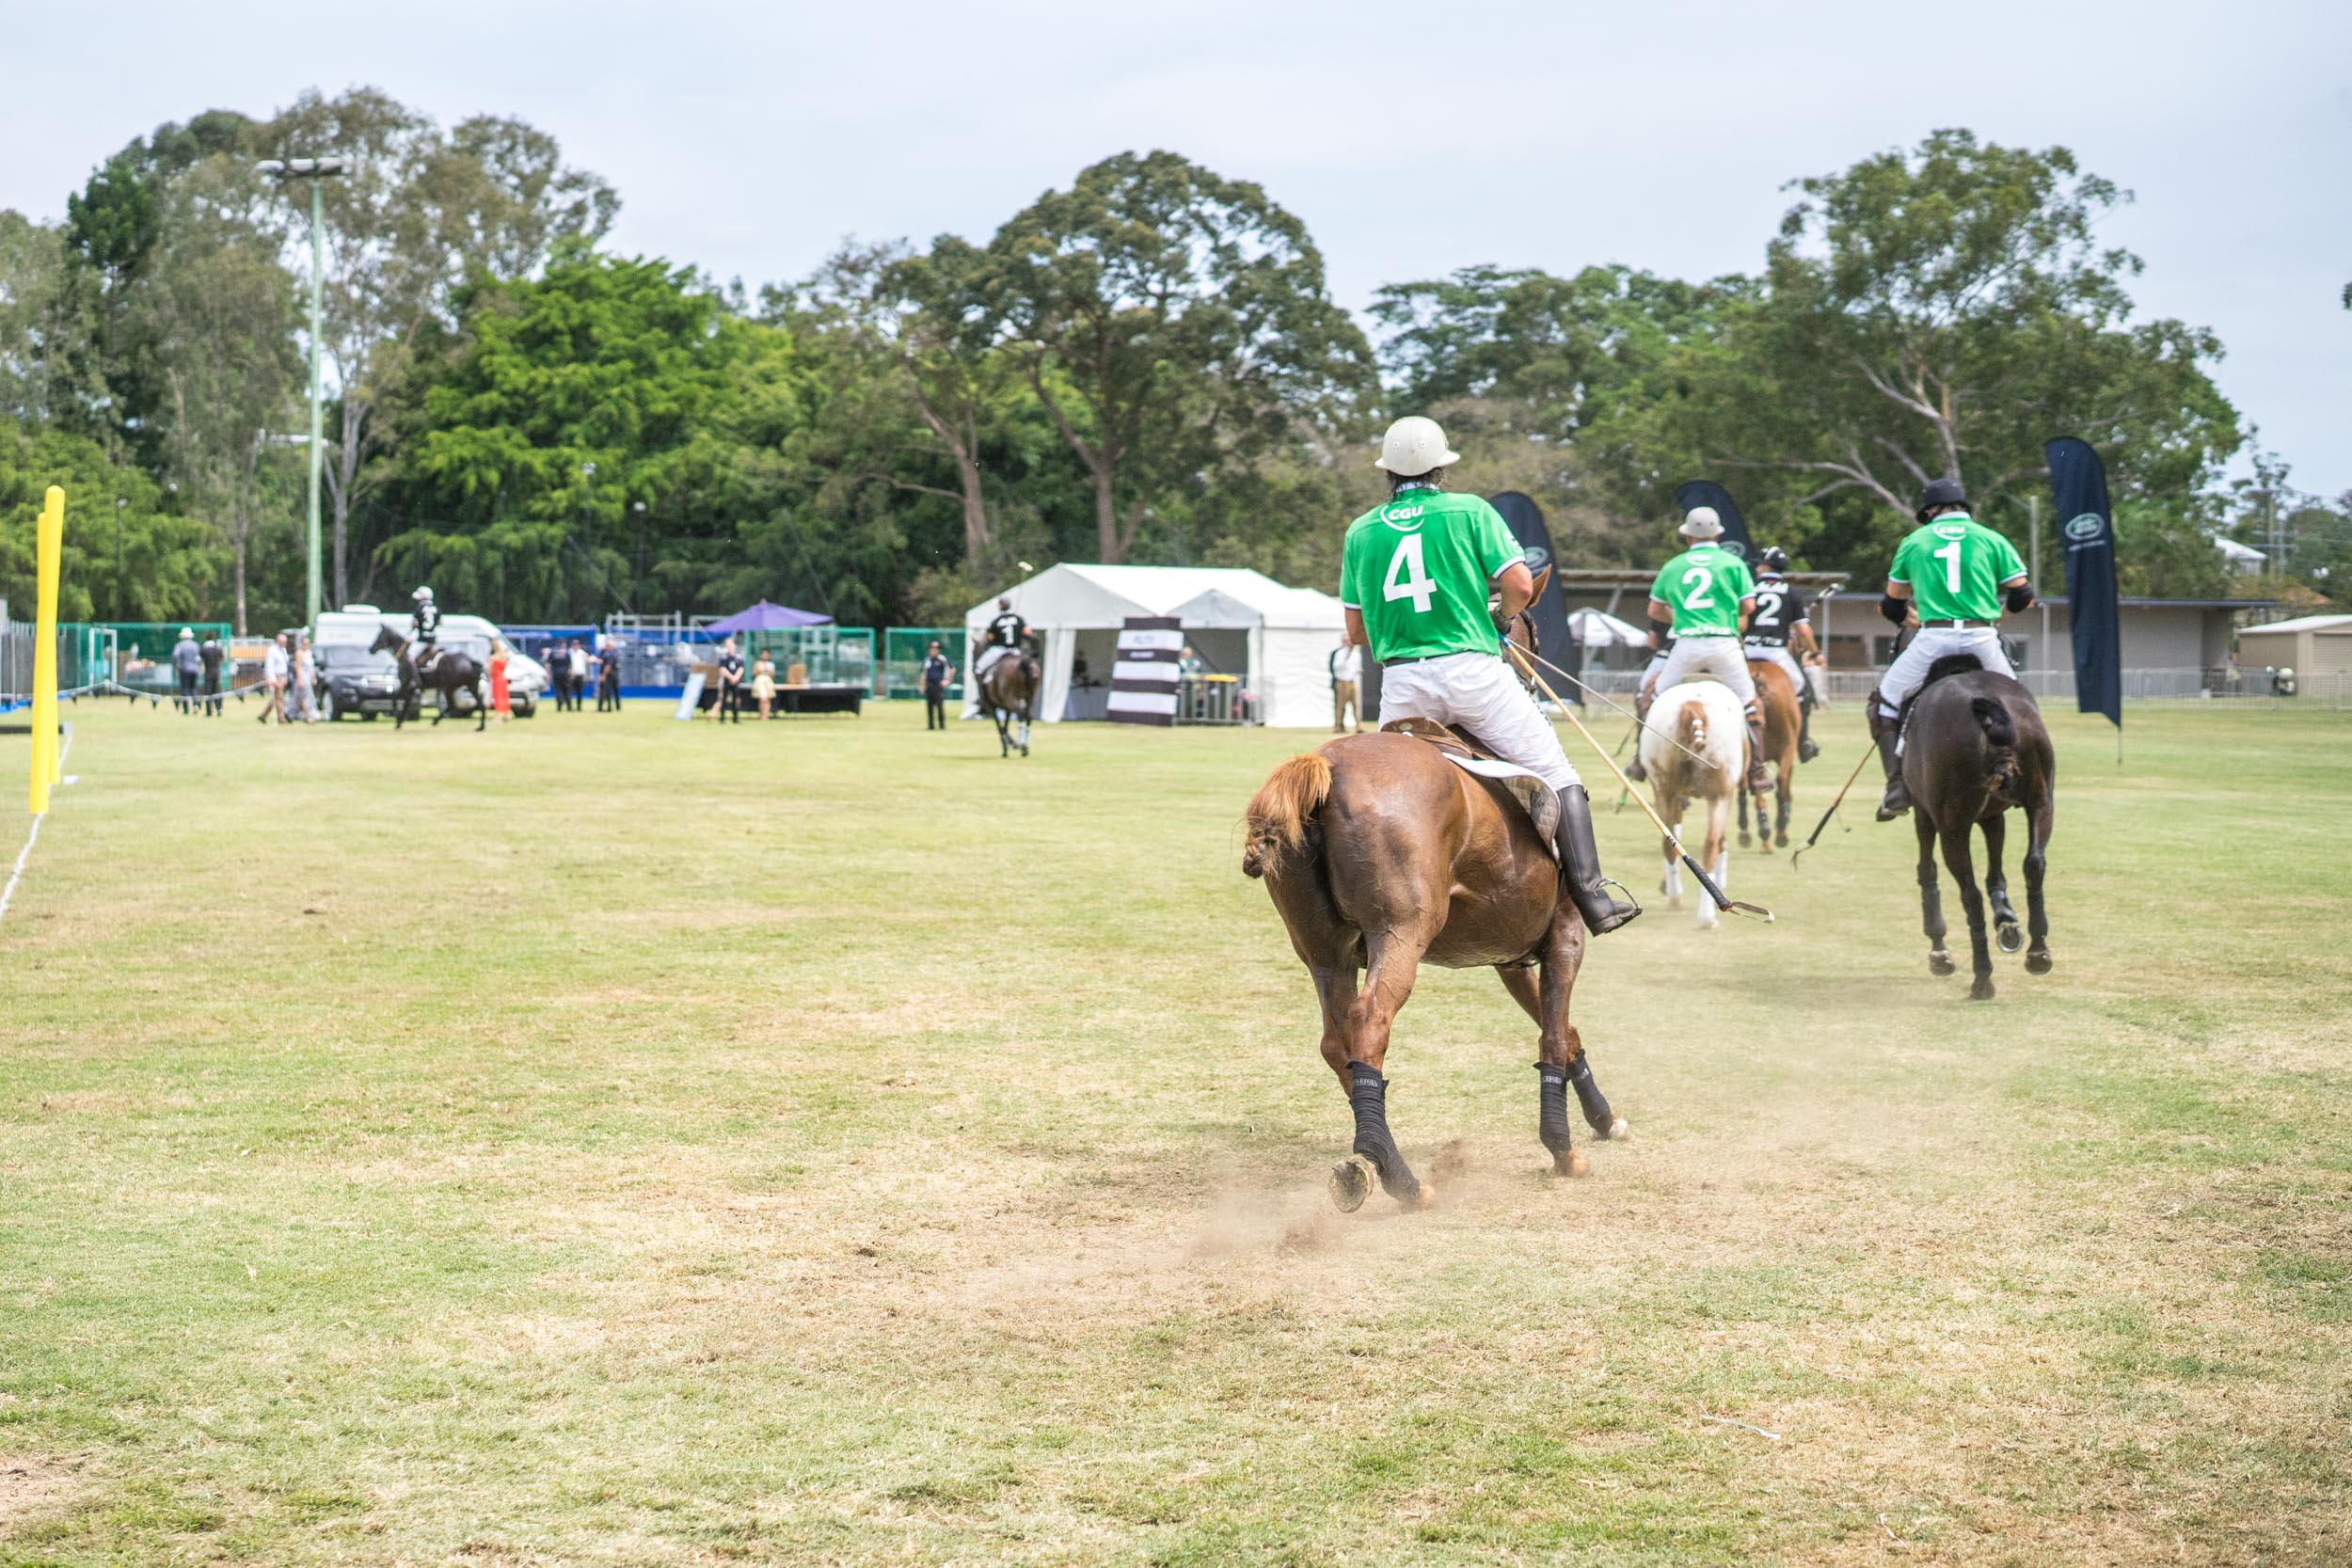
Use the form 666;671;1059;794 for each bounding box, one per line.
1243;732;1629;1212
1902;656;2056;999
1638;680;1744;928
976;639;1039;758
371;626;486;731
1737;660;1803;852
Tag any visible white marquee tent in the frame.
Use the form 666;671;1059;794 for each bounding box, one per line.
962;563;1346;727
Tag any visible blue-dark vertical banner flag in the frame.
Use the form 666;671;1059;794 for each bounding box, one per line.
1673;480;1756;562
2046;436;2121;730
1486;491;1577;702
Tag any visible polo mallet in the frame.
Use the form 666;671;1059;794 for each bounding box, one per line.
1505;643;1774;923
1790;746;1877;869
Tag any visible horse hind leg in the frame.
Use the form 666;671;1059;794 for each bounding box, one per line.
1338;926;1436;1209
1313;966;1380;1212
1737;785;1751;848
2024;794;2055;975
1982;813;2023;954
1916;809;1953;976
1940;823;1996;1000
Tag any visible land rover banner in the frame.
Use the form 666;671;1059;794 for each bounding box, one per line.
2046;436;2122;730
1672;480;1756;562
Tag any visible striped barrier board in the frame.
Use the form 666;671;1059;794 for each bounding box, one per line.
1107;617;1182;727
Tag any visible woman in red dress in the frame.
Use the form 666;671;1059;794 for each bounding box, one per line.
488;640;512;723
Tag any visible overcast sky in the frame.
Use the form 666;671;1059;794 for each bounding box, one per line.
6;0;2344;498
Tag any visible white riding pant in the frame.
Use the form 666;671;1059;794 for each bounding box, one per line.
1643;636;1756;706
1379;652;1581;792
975;644;1010;680
1877;626;2013;720
1744;641;1805;695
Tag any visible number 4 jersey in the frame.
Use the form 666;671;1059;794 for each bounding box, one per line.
1888;513;2026;623
1340;486;1522;663
1650;543;1755;639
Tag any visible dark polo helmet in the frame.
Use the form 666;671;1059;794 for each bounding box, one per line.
1758;546;1790;575
1915;477;1968;521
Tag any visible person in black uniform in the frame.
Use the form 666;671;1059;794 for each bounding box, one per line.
597;641;624;710
1743;546;1820;762
976;598;1030;692
199;634;225;716
713;638;746;723
409;586;441;675
921;640;952;730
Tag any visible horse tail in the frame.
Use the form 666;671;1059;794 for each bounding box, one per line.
1970;694;2017;750
1242;752;1332;879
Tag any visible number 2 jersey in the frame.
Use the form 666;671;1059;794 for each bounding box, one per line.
1649;543;1755;639
1744;578;1808;647
1339;484;1521;663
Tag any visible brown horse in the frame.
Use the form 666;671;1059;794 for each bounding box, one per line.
976;638;1040;758
1737;660;1803;852
1243;732;1628;1212
371;626;485;731
1902;656;2056;1000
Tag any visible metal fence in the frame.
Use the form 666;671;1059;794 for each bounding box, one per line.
1579;665;2352;711
882;627;965;699
741;626;873;690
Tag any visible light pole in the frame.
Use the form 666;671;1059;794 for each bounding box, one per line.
259;156;347;630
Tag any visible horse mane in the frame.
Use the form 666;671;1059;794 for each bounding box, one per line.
1242;752;1333;879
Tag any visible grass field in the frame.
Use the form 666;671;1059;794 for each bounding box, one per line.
3;695;2348;1566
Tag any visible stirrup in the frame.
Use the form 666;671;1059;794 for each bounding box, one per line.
1569;875;1642;936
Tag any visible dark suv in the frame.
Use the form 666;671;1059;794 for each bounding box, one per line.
316;642;404;720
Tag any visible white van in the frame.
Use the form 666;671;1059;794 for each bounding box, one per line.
316;606;548;717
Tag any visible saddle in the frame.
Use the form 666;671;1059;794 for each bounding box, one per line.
1379;719;1562;859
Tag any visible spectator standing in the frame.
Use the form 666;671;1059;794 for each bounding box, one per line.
1329;637;1362;734
259;634;290;723
170;627;200;714
286;635;320;724
922;640;952;731
566;640;589;710
548;641;571;712
597;641;624;711
713;638;745;723
488;640;513;723
199;634;224;716
752;650;777;720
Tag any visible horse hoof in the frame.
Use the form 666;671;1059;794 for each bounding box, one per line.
2025;951;2053;975
1607;1117;1631;1142
1969;977;1996;1001
1401;1181;1438;1212
1554;1148;1591;1179
1328;1157;1373;1213
1996;921;2025;954
1929;952;1955;976
1738;832;1751;847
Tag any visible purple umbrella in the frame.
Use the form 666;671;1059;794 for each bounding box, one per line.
705;600;833;634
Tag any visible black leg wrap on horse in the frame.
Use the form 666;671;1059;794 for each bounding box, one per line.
1535;1063;1573;1157
1563;1053;1614;1133
1347;1062;1419;1199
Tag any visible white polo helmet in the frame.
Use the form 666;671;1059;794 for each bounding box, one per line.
1375;416;1460;476
179;626;194;639
414;585;433;600
1678;506;1723;539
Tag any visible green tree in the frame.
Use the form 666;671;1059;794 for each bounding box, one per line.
0;422;215;623
258;87;617;605
981;150;1375;563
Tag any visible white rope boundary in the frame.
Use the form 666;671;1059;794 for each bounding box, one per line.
0;722;73;927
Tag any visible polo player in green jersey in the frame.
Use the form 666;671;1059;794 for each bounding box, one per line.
1624;506;1774;795
1339;416;1639;936
1870;476;2035;817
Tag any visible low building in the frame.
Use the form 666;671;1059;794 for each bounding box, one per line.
2233;613;2352;680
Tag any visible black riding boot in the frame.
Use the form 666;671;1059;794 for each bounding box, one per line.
1874;721;1911;820
1797;687;1820;763
1744;710;1774;794
1554;785;1641;935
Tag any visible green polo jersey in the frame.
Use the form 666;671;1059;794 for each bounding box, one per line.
1649;543;1755;639
1888;514;2026;622
1340;485;1521;663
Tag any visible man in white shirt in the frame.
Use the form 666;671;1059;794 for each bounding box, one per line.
259;634;290;724
1329;637;1363;734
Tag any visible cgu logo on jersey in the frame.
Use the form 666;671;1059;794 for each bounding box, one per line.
1380;504;1425;528
1932;522;1969;540
2064;512;2106;543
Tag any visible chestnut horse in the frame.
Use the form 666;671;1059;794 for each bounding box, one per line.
1902;656;2056;999
976;637;1040;758
1242;732;1628;1212
1737;660;1803;852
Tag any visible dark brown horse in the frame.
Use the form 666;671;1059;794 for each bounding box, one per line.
1243;732;1628;1212
1902;656;2056;999
1737;660;1803;852
976;638;1039;758
372;626;486;732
